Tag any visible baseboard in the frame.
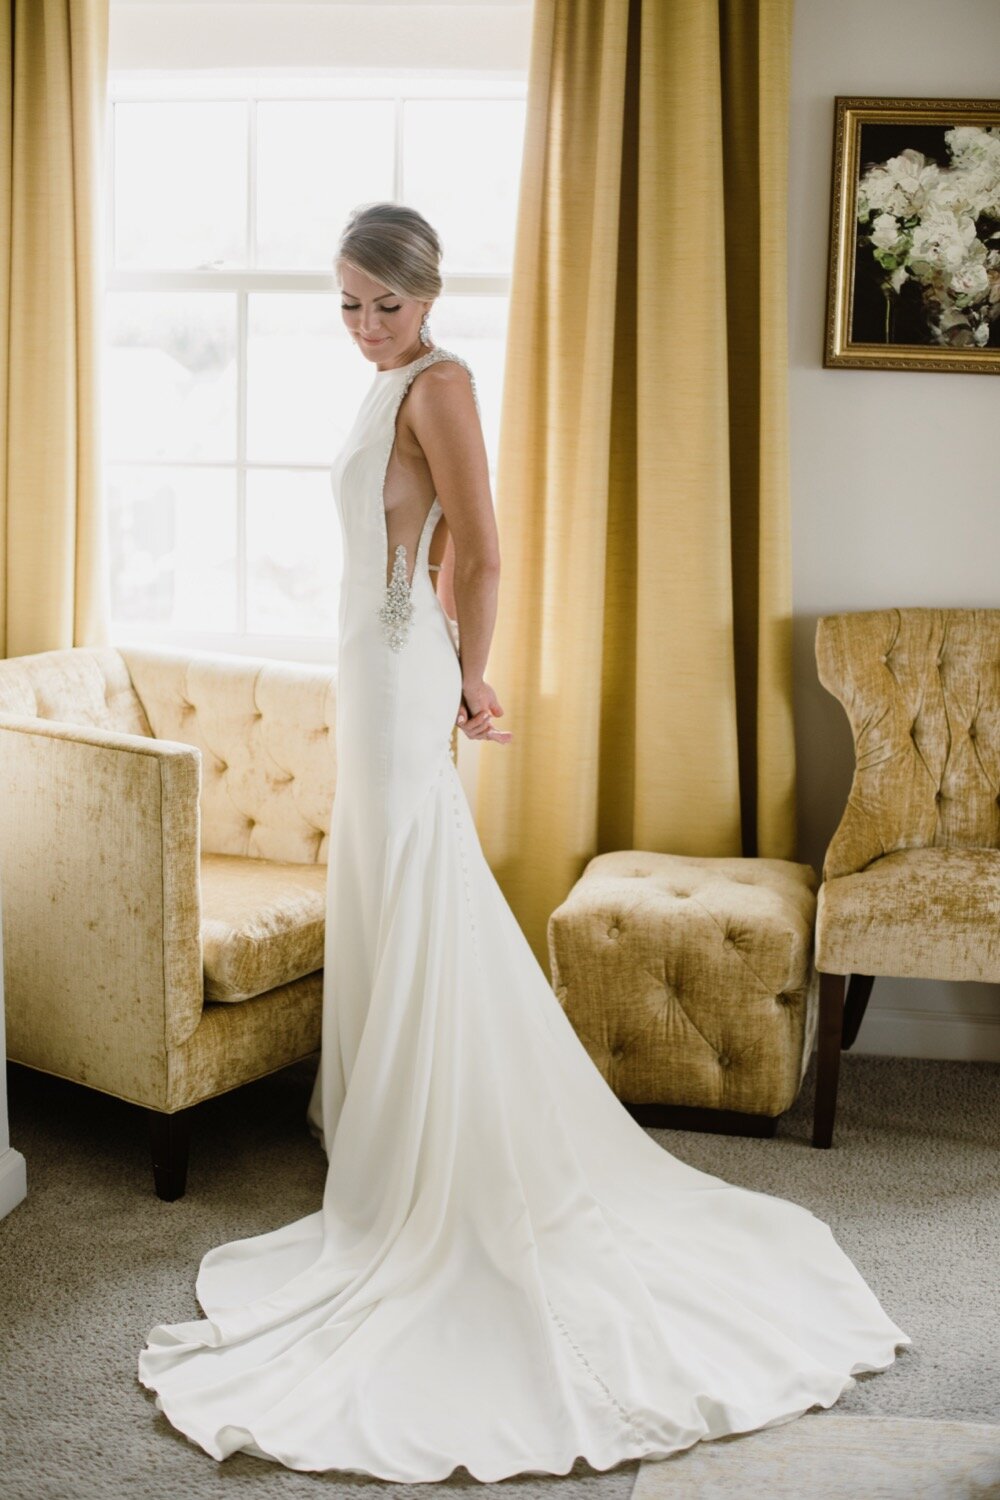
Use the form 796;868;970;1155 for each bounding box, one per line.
851;1004;1000;1062
0;1145;27;1220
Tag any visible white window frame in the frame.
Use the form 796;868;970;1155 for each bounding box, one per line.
105;72;524;663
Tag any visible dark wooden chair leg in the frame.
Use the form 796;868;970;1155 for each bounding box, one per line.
842;973;875;1050
813;971;845;1148
146;1106;194;1200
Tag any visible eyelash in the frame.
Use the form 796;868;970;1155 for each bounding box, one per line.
341;303;401;313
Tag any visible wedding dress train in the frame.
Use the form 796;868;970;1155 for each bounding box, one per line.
137;344;911;1482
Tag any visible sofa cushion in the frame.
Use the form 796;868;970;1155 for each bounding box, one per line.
200;852;327;1002
815;846;1000;983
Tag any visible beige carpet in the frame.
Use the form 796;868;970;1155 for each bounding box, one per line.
0;1049;997;1498
632;1413;1000;1498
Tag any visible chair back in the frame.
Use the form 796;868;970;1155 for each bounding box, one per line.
815;607;1000;880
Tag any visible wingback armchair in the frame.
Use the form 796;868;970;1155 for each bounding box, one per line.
0;644;339;1199
812;607;1000;1147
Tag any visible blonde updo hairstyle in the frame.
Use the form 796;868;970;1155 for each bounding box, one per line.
335;202;443;305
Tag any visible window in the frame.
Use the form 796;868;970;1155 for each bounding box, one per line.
105;73;527;661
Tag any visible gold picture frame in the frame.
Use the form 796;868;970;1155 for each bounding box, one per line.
825;96;1000;373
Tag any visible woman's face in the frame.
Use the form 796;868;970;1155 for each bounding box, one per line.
337;260;432;368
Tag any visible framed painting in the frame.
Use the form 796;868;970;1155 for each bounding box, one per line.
825;96;1000;373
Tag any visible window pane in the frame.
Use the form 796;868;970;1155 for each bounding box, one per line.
246;470;342;636
107;465;237;630
248;292;361;464
403;100;525;272
104;292;237;461
114;102;247;269
256;101;395;269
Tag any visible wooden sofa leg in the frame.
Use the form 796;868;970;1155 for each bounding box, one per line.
813;971;845;1149
843;973;875;1050
146;1107;194;1200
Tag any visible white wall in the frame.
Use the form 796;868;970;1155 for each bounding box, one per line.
109;1;531;74
0;879;28;1218
789;0;1000;1061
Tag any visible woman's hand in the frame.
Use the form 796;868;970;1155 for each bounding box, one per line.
456;678;512;744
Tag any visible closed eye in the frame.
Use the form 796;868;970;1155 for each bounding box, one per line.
342;302;401;312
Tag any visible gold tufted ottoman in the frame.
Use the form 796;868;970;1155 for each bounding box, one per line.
547;851;820;1138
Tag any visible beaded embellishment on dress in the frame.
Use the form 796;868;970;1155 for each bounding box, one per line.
378;542;416;652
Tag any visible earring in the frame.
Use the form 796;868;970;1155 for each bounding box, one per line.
419;310;432;346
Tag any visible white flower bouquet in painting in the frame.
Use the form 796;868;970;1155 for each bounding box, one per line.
856;126;1000;347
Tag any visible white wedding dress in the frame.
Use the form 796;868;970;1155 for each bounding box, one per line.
138;344;911;1483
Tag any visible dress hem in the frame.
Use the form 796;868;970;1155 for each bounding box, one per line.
137;1329;912;1486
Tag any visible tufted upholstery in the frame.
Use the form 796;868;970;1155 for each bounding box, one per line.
121;647;338;864
0;643;340;864
547;851;819;1119
810;607;1000;1148
0;645;340;1139
0;644;154;736
815;607;1000;883
817;846;1000;982
815;607;1000;982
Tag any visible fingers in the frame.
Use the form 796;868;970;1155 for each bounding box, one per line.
455;703;512;743
464;710;493;739
464;716;513;744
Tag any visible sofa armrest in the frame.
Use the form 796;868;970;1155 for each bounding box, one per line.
0;714;203;1109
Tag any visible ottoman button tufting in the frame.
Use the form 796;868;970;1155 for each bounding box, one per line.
546;850;818;1123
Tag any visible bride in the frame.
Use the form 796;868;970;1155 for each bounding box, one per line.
138;201;911;1483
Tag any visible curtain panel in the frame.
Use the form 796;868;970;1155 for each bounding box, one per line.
475;0;797;969
0;0;111;659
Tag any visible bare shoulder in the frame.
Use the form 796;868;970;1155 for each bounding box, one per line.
404;353;491;516
404;357;479;450
408;356;477;412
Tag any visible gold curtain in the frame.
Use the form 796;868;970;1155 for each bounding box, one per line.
474;0;796;970
0;0;111;658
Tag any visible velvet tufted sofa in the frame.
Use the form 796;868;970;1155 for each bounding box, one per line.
813;606;1000;1146
0;644;341;1199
